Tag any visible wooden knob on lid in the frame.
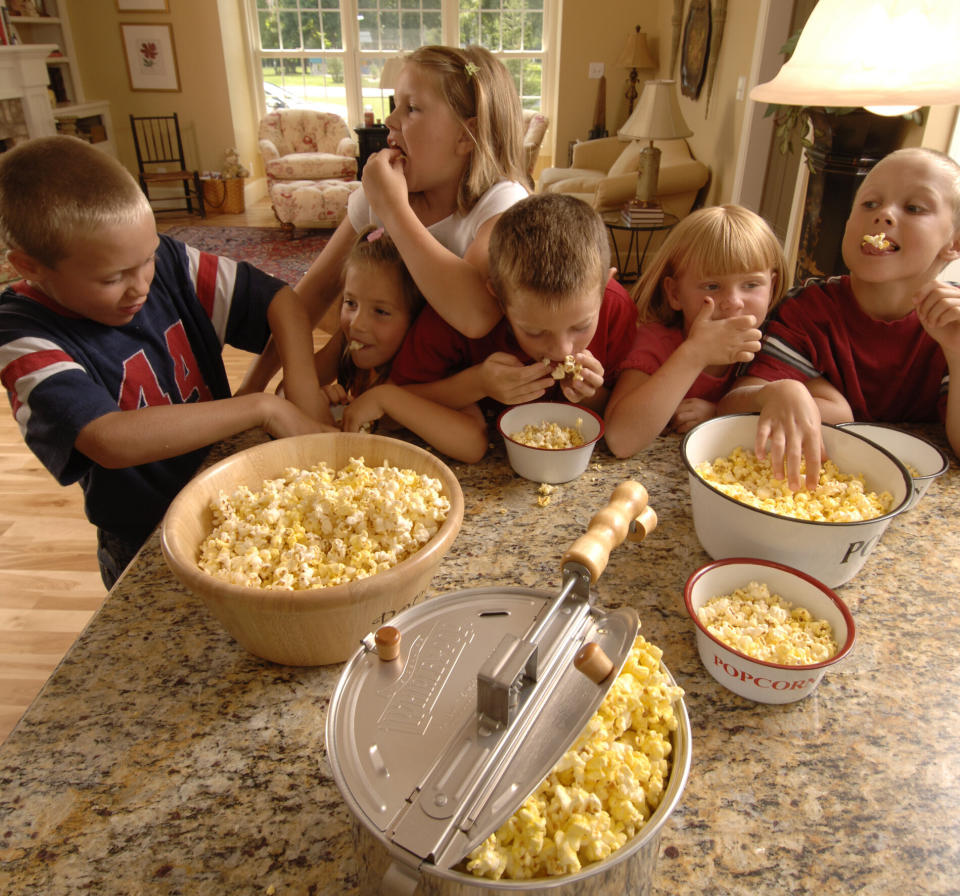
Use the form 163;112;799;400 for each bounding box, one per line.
375;625;401;661
574;641;614;684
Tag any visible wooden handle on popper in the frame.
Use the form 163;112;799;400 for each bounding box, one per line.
561;481;656;583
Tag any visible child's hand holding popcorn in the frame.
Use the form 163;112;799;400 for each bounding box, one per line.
686;297;763;366
555;350;603;404
479;352;555;406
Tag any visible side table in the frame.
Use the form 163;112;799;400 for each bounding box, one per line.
354;124;389;178
602;210;678;284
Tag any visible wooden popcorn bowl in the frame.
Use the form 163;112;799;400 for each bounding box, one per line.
161;433;464;666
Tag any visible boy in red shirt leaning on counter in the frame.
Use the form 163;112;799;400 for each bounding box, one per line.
340;193;638;459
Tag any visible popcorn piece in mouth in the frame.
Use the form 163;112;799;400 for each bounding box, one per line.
862;232;893;250
545;354;584;381
348;340;364;351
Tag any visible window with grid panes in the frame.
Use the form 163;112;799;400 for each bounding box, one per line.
247;0;551;127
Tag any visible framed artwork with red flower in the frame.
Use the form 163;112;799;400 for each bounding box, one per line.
120;23;180;92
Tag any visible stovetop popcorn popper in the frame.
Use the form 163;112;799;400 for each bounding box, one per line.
326;482;691;895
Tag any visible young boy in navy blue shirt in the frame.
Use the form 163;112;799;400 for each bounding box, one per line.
0;136;329;586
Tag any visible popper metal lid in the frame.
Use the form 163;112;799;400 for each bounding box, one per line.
326;482;658;874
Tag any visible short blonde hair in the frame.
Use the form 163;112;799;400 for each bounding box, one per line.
863;147;960;231
0;135;152;268
406;45;528;214
632;204;788;326
488;193;609;310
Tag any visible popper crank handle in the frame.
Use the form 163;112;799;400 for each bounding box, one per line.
561;480;657;583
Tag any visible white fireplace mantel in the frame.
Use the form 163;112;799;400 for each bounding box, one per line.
0;45;58;140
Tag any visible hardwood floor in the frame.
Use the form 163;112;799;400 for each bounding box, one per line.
0;196;299;744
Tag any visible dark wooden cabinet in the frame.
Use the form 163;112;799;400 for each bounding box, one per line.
354;125;389;178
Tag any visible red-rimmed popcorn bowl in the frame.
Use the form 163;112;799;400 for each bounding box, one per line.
838;422;948;511
497;401;603;484
681;413;913;588
684;558;856;704
161;433;464;666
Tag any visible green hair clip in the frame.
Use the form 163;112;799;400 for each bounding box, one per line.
464;62;479;77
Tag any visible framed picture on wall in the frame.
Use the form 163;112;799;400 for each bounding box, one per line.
121;23;181;92
116;0;170;11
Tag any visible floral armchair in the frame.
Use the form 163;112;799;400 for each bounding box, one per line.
258;109;358;185
258;109;360;230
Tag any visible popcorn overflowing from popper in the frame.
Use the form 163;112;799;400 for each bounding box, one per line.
197;457;450;589
510;420;585;450
465;633;683;881
695;446;893;522
697;581;839;665
862;232;893;250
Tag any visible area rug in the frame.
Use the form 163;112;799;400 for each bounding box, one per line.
163;225;329;285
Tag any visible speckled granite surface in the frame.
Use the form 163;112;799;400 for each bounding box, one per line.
1;425;958;896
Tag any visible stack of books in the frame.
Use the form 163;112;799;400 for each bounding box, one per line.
621;201;664;226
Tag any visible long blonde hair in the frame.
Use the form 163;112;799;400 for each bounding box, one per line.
405;45;528;214
632;205;788;327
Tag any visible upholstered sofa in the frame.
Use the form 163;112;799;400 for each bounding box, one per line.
537;136;709;220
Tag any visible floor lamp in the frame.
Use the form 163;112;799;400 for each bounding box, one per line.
617;25;656;116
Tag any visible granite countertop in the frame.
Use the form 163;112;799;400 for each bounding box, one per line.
1;426;958;895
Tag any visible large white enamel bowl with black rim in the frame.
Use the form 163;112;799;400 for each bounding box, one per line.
681;414;913;588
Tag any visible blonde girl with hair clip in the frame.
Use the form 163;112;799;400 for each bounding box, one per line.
604;204;787;458
312;226;489;462
241;45;529;395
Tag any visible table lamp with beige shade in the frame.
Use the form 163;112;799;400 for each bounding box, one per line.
379;55;405;113
617;79;692;223
617;25;657;116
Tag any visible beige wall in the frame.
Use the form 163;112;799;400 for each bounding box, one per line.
549;0;761;207
66;0;260;186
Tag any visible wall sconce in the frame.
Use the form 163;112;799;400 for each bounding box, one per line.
616;25;657;116
750;0;960;116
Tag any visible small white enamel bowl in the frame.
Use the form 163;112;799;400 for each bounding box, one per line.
681;414;913;588
837;422;948;510
497;402;603;484
684;558;856;704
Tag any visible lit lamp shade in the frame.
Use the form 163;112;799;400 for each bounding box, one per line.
618;79;692;205
380;55;405;112
750;0;960;115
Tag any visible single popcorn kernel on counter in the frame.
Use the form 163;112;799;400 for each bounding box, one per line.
536;483;555;507
862;232;892;250
197;456;450;590
465;634;683;881
698;581;839;665
510;420;585;450
695;446;893;522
